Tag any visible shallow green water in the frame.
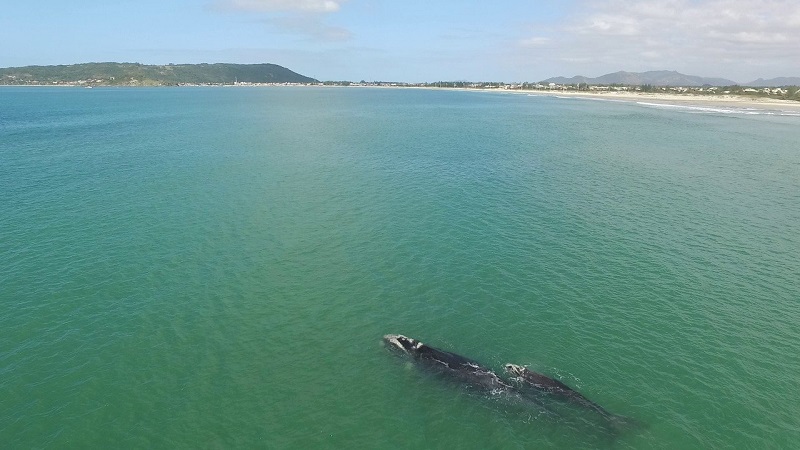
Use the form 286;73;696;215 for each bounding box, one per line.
2;87;799;449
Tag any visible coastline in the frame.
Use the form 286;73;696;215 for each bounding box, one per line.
348;84;800;113
4;82;799;113
505;89;800;113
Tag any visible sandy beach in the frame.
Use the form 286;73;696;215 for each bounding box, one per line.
371;84;800;113
516;89;800;113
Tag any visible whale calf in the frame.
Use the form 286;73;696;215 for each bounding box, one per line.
504;363;634;426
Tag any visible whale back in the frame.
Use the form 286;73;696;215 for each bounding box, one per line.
410;344;510;391
518;368;577;395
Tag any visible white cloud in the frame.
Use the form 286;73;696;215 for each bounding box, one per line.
569;0;800;46
580;14;641;36
217;0;345;13
519;37;550;47
516;0;800;80
212;0;351;42
263;15;352;41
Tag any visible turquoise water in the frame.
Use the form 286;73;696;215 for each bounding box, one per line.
2;86;799;449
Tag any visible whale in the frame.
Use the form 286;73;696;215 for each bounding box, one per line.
381;335;644;433
383;334;512;393
383;335;559;418
504;363;633;426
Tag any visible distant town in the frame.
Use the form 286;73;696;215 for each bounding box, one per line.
4;78;799;102
320;80;799;101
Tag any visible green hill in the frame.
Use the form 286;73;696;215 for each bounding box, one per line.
0;62;318;86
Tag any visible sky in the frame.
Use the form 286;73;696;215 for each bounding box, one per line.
2;0;799;83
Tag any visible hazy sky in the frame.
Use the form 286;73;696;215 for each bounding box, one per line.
2;0;798;82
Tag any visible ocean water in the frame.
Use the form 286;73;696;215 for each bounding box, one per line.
1;86;799;449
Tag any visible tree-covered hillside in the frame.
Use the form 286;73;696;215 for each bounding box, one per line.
0;63;318;86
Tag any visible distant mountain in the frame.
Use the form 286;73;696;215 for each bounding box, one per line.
542;70;737;87
745;77;800;87
0;62;318;85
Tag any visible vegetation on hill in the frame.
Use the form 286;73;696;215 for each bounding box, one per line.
541;70;800;88
0;63;318;86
